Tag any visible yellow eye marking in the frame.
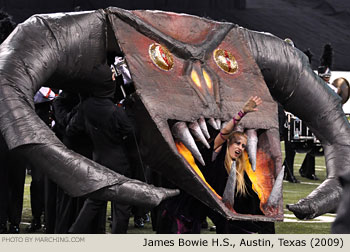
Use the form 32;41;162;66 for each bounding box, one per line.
202;69;212;89
191;69;201;88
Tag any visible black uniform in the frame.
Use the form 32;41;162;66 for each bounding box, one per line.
67;96;133;233
0;134;26;233
51;91;95;234
26;101;52;233
299;152;318;180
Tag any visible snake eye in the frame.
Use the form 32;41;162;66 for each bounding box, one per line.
213;49;238;74
149;43;174;71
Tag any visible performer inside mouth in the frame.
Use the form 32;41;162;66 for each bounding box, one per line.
201;96;275;233
212;96;262;204
209;97;262;204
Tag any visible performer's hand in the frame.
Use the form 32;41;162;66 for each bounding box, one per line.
242;96;262;113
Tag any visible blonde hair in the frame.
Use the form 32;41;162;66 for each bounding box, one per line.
224;131;247;196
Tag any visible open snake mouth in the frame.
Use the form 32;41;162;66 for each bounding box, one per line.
158;116;284;221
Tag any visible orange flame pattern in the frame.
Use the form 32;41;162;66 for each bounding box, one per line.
175;141;221;199
244;150;274;208
175;141;276;214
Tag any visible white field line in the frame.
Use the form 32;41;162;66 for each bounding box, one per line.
283;211;336;217
283;213;335;223
298;181;321;186
293;163;326;169
314;165;326;168
283;181;321;186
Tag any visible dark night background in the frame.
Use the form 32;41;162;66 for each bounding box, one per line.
1;0;350;70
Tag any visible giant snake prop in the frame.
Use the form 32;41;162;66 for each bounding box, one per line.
0;7;347;223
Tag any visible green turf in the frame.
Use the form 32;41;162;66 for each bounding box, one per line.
19;141;331;234
276;142;331;234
